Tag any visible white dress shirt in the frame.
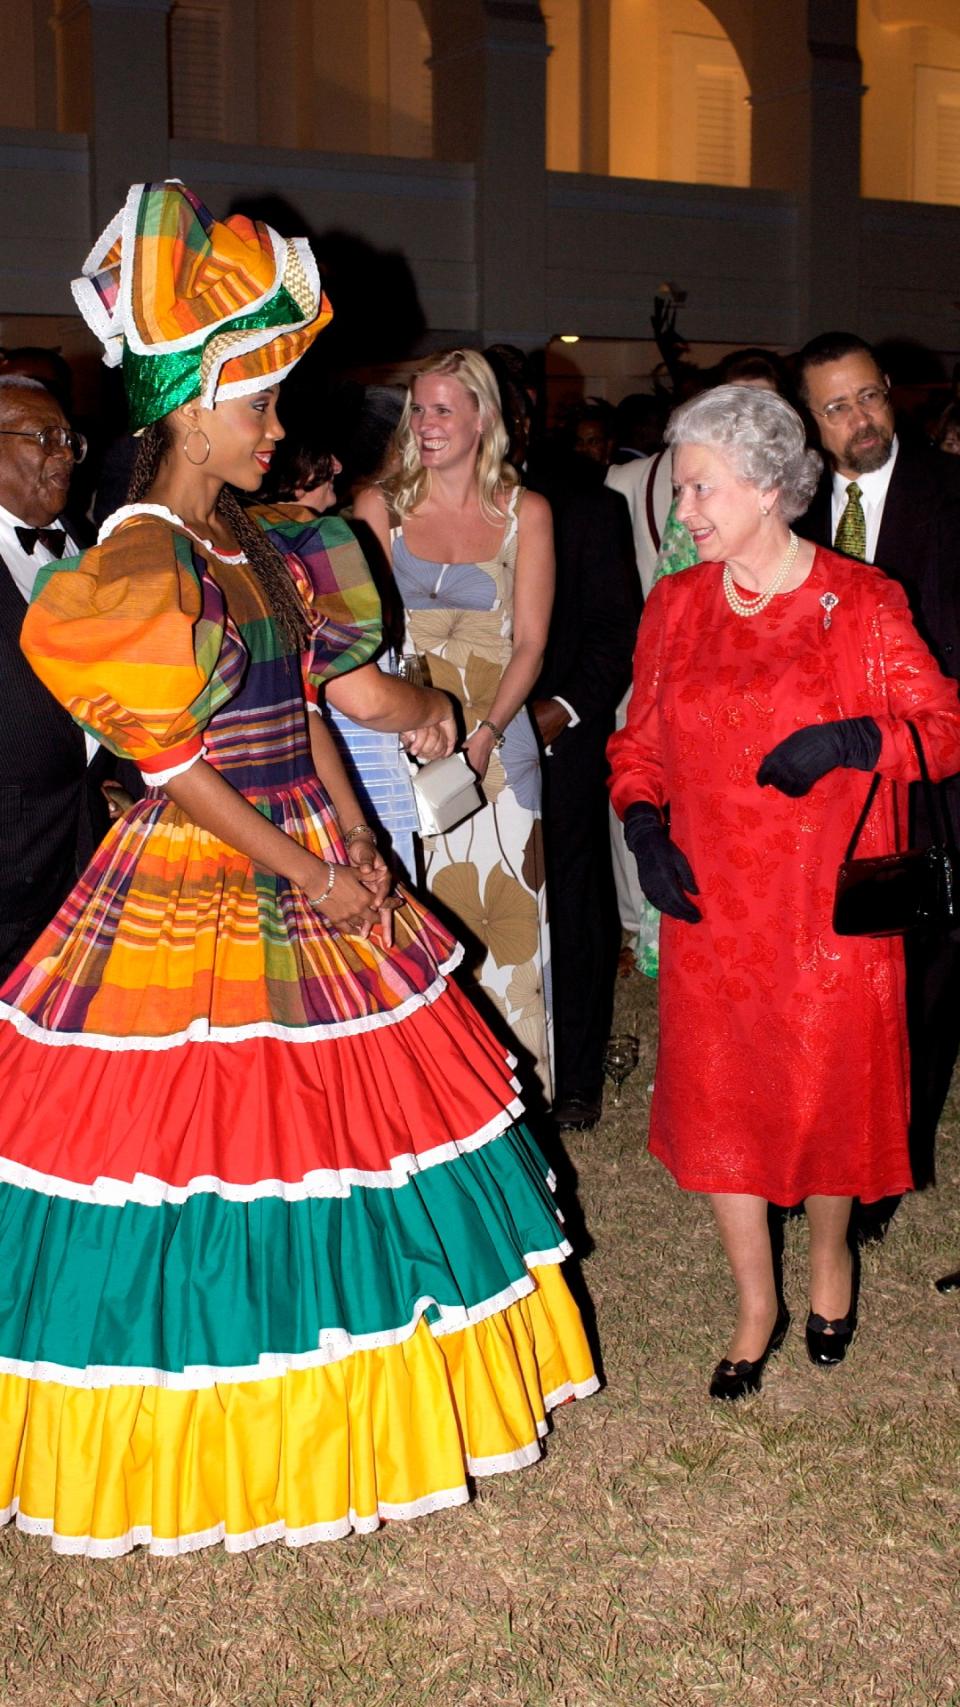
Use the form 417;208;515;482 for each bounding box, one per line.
830;436;899;564
0;501;99;762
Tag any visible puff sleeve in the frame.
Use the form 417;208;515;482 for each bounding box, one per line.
252;506;383;701
21;516;233;783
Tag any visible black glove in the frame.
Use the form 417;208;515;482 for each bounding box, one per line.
756;717;882;798
624;801;701;924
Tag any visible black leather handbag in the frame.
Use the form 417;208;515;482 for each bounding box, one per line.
833;721;959;938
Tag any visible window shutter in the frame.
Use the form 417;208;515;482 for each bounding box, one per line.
670;31;749;188
914;66;960;207
933;97;960;204
169;1;225;142
694;66;740;185
387;0;433;158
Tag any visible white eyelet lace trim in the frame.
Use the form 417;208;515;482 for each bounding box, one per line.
0;1254;575;1390
140;744;208;785
0;1096;527;1207
98;504;247;564
4;1483;472;1557
0;946;465;1052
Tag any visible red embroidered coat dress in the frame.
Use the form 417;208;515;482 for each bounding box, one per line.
608;547;960;1204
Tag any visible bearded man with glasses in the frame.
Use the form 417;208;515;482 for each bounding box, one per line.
795;329;960;1236
0;373;123;980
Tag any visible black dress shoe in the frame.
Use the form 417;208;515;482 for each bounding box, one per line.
807;1243;859;1364
552;1093;602;1131
709;1304;791;1401
934;1269;960;1294
805;1307;856;1365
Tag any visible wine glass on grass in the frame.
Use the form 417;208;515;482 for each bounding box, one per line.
603;1033;640;1108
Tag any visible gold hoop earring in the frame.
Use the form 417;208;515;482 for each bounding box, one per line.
183;427;211;467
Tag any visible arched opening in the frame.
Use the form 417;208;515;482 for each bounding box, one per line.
860;0;960;203
545;0;751;186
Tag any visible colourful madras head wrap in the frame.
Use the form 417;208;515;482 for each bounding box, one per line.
71;180;333;431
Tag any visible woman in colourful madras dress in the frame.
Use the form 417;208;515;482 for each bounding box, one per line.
355;351;556;1102
0;182;596;1558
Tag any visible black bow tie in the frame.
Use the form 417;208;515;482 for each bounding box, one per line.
15;525;68;558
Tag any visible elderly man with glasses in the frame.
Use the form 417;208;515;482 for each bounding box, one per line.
0;372;120;981
795;330;960;1234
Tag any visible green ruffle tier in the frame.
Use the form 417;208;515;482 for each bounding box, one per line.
0;1125;568;1381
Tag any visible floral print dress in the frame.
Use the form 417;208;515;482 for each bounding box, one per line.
391;489;553;1100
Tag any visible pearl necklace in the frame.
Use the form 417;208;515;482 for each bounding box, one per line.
722;530;800;618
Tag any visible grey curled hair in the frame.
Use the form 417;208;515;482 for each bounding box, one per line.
665;384;823;523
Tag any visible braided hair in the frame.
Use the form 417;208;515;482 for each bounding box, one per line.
126;422;311;651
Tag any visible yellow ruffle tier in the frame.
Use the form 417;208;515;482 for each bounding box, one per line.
0;1263;597;1557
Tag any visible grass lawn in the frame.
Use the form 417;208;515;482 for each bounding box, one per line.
2;971;958;1707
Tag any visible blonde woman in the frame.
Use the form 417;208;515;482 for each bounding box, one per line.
355;350;556;1099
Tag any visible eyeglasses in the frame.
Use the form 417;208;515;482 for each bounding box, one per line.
809;386;890;424
0;426;87;462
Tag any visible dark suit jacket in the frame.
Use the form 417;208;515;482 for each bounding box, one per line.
0;518;119;980
796;438;960;833
533;484;641;743
797;440;960;668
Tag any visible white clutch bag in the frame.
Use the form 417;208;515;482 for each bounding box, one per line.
407;752;485;837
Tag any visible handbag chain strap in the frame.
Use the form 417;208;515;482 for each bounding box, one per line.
843;720;953;863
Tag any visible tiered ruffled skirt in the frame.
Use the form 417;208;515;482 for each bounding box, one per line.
0;788;596;1555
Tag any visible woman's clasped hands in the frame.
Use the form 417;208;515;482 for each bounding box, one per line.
305;834;401;945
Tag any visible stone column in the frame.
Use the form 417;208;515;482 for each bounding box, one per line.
431;0;549;347
81;0;173;236
750;0;863;338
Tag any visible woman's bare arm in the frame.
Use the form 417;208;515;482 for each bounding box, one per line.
463;489;555;778
325;663;456;757
307;711;367;834
348;488;455;758
353;484;393;564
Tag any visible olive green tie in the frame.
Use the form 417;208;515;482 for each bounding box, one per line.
834;481;866;559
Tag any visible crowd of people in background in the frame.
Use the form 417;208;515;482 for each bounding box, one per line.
3;250;960;1454
6;316;960;1142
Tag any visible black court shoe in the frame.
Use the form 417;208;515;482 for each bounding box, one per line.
709;1303;791;1401
806;1244;860;1365
805;1306;856;1365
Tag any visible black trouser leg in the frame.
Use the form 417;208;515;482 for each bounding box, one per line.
855;928;960;1242
542;734;620;1103
906;929;960;1186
